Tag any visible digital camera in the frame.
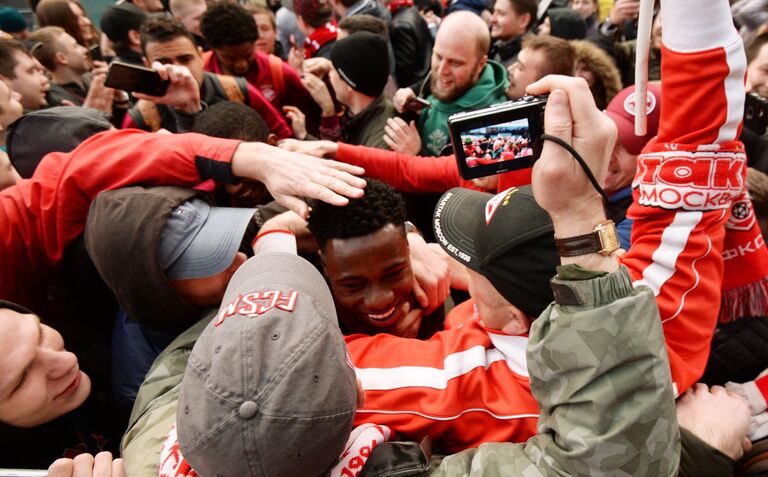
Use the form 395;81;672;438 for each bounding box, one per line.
448;95;547;179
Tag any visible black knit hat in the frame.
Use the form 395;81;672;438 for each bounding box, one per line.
433;186;559;318
330;31;389;98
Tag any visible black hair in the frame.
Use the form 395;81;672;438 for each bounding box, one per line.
190;101;270;142
200;3;258;48
140;16;196;57
0;39;30;78
338;14;388;39
307;178;407;248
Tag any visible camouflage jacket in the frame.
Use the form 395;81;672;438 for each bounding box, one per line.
122;266;680;476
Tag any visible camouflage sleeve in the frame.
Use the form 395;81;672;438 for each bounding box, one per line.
428;265;680;477
121;315;211;476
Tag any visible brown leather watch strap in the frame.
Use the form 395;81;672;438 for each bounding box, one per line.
555;232;603;257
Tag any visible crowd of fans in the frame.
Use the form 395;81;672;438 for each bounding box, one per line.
0;0;767;475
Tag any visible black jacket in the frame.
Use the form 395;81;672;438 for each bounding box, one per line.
390;5;433;87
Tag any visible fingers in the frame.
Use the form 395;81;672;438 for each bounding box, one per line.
526;76;598;125
72;453;95;477
412;280;428;310
321;159;366;178
273;193;310;219
49;458;75;477
93;452;114;477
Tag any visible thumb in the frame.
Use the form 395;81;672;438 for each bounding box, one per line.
543;89;572;144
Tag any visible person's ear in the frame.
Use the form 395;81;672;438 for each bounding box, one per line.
266;133;279;146
520;12;531;31
197;46;204;57
54;50;67;66
128;29;141;47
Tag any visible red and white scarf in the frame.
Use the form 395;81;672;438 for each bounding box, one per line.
304;22;338;59
157;423;391;477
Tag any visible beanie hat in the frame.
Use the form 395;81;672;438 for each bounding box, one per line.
330;31;389;97
433;186;559;318
100;2;147;44
177;252;357;476
546;7;586;40
604;84;662;155
0;7;27;34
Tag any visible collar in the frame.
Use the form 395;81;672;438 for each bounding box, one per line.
346;0;371;16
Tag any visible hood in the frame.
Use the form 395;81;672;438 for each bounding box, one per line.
85;186;207;330
429;60;510;113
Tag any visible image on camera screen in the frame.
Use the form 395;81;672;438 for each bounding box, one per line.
459;118;532;168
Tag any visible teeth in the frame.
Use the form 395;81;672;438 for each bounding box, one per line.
368;306;396;320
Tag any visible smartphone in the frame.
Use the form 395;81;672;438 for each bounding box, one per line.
404;96;432;113
104;61;170;96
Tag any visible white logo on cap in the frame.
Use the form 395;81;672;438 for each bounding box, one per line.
485;187;518;224
623;91;657;118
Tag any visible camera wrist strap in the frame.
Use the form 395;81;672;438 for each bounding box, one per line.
540;133;609;201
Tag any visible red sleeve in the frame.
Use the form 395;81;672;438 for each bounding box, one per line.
336;143;481;193
244;82;293;140
620;0;747;393
347;320;538;452
0;129;241;313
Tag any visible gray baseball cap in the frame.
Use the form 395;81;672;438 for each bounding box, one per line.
159;198;256;280
177;252;357;476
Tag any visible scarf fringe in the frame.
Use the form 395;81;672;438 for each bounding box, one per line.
719;277;768;323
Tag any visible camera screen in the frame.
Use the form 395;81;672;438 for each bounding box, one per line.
458;118;533;168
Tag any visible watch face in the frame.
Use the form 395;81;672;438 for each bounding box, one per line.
596;221;620;255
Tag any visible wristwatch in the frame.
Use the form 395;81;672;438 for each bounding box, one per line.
554;220;620;257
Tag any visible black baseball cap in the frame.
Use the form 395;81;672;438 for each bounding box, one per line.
433;185;559;318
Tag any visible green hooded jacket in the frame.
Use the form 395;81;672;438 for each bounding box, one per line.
418;60;509;156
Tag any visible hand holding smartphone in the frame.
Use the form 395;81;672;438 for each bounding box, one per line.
104;61;170;97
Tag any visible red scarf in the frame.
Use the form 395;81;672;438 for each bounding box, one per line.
304;22;337;59
388;0;413;13
720;187;768;322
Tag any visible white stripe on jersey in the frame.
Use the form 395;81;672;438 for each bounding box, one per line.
356;334;528;391
718;37;748;144
632;211;703;300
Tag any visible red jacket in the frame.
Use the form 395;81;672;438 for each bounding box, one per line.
202;50;318;127
336;143;532;193
0;130;240;315
350;0;747;449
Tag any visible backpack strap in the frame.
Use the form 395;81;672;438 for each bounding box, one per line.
216;74;246;103
267;54;285;101
136;99;162;132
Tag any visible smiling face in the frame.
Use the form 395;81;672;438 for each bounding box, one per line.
0;309;91;428
68;1;93;43
320;224;415;334
505;46;547;100
430;17;487;103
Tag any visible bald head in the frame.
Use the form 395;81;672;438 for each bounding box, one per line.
438;11;490;59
